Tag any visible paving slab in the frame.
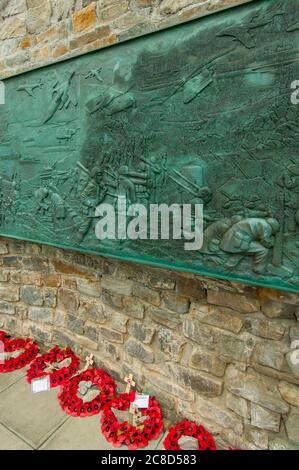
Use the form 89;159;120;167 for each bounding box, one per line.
0;423;33;450
0;376;68;449
0;369;27;393
41;413;165;450
40;415;104;450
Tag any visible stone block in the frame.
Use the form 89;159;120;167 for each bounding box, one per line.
278;381;299;408
98;340;121;362
0;301;15;315
190;348;226;377
100;1;129;22
269;436;299;450
54;310;65;327
190;303;244;334
22;256;49;272
1;256;22;268
72;2;97;33
228;371;289;414
196;396;243;434
0;285;19;302
0;271;9;282
207;288;259;313
244;315;285;340
101;275;133;296
290;325;299;341
157;327;185;361
285;410;299;445
175;276;206;300
0;242;8;254
77;279;101;297
255;341;288;371
101;290;123;309
67;314;84;335
99;327;124;344
53;330;80;353
51;0;74;22
52;43;69;59
26;3;51;34
79;299;106;324
28;307;53;324
148;305;183;329
1;0;26;17
44;288;57;308
168;363;223;397
84;323;98;343
148;274;175;291
128;320;155;344
28;323;51;343
183;318;215;347
10;272;41;286
251;403;281;432
122;296;145;319
0;15;26;40
215;331;256;363
124;338;154;363
259;288;299;319
162;292;190;314
42;274;61;287
244;425;269;449
57;288;79;312
133;283;161;306
20;286;43;306
146;370;194;401
159;0;200;16
226;392;250;419
24;243;41;255
8;240;24;253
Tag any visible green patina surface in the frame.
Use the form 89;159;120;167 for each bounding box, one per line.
0;0;299;292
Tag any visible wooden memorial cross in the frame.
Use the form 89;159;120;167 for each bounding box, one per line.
83;353;94;371
124;374;135;394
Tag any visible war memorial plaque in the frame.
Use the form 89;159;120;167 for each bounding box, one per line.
0;0;298;292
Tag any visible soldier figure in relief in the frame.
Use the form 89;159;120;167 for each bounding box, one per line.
220;217;280;274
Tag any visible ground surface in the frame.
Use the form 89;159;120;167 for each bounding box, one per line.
0;369;165;450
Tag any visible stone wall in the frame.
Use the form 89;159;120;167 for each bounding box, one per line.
0;237;298;450
1;0;299;451
0;0;254;78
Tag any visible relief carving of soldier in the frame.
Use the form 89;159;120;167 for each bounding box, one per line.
220;217;280;274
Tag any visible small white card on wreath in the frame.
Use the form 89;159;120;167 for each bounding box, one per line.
31;375;50;394
133;394;150;409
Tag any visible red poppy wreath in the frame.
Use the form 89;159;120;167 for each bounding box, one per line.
26;346;80;388
163;420;217;450
0;331;39;373
101;393;163;450
58;368;117;417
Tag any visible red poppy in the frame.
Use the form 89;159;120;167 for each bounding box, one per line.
101;393;163;449
58;368;116;418
164;420;217;451
26;346;79;388
0;331;39;373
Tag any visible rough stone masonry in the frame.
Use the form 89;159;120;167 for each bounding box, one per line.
0;0;299;451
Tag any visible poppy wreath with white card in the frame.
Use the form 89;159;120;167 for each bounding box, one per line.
0;331;40;373
26;346;80;388
101;392;163;450
58;368;117;417
163;419;217;450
